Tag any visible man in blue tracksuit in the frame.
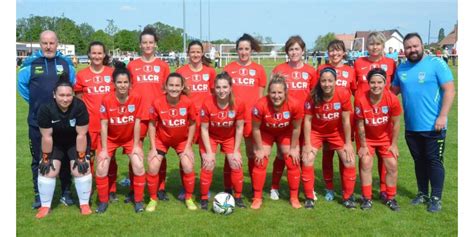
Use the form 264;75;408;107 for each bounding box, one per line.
18;30;76;209
391;33;455;213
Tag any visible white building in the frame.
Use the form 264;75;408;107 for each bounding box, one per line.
16;42;75;57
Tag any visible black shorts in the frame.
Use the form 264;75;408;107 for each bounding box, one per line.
51;143;91;162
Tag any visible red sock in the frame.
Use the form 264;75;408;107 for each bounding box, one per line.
231;168;244;198
146;173;159;201
342;167;356;200
108;157;118;193
200;169;213;200
284;155;301;199
182;171;195;199
223;158;232;190
248;158;255;183
322;148;335;190
95;176;109;203
386;186;397;200
301;166;315;199
378;156;387;193
158;158;167;191
128;162;134;192
271;157;285;190
133;174;145;203
251;157;268;199
361;184;372;200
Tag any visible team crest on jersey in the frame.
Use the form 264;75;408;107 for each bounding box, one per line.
69;118;76;127
192;74;201;82
128;105;135;113
323;104;331;111
104;76;111;83
373;107;380;115
249;69;256;76
355;106;361;115
274;113;282;120
382;106;389;114
93;75;102;83
253;107;259;116
203;74;209;81
119;106;126;114
143;65;152;73
179;108;187;116
305;101;312;110
381;64;388;71
370;64;378;69
154;66;161;73
228;110;235;118
333;103;341;110
169;109;177;117
342;71;349;78
100;105;106;113
418;72;426;83
283;111;290;119
400;72;408;81
56;65;64;73
302;72;309;80
218;111;226;119
239;68;248;76
292;71;301;80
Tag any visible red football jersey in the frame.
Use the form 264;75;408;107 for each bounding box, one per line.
354;91;402;145
252;96;304;135
100;92;144;144
272;63;318;105
223;61;267;111
200;96;245;141
316;64;357;94
127;58;170;120
149;94;196;144
354;56;396;94
176;64;216;109
304;87;352;135
74;66;114;132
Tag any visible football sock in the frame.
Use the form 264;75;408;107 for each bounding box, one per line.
342;167;356;200
108;157;118;193
284;155;301;199
362;184;372;200
322;149;335;190
95;175;109;203
271;156;285;190
252;157;269;199
38;176;56;208
74;174;92;205
223;158;232;190
146;173;159;201
301;165;315;200
200;169;213;200
386;186;397;200
182;171;196;199
231;168;244;198
133;174;146;203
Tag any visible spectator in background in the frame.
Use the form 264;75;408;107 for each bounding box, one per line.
386;47;399;62
442;47;449;64
214;51;220;68
451;48;457;66
398;49;405;64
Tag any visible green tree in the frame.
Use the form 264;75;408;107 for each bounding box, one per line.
314;33;337;51
115;30;139;52
438;28;445;42
90;30;114;55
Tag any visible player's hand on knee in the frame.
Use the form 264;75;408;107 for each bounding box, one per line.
202;153;215;170
39;152;55;176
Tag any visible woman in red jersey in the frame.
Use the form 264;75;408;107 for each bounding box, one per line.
355;68;401;211
146;72;197;211
270;35;318;201
75;41;120;202
315;40;357;201
95;62;146;214
223;33;267;193
250;74;303;210
302;67;357;209
199;72;246;210
354;31;397;201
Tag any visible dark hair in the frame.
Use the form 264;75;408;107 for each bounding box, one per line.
54;72;73;93
367;68;387;83
311;67;336;105
112;61;131;83
188;40;212;66
285;35;306;54
87;41;110;66
236;33;261;52
140;25;159;42
403;32;423;45
214;71;235;108
165;72;189;96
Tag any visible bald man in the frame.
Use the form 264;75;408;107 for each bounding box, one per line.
18;30;77;209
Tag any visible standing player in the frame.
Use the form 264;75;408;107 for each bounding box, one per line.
127;26;171;202
146;73;198;211
354;31;397;201
270;35;318;200
95;62;146;213
199;72;246;210
35;74;92;218
355;68;402;211
223;33;267;192
302;67;357;209
250;75;303;209
316;40;357;201
74;41;120;202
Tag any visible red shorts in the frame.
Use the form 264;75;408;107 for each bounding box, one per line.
140;120;149;140
310;131;344;150
357;143;396;159
89;131;100;150
97;139;134;157
199;136;235;154
155;138;188;154
243;110;252;138
260;130;292;147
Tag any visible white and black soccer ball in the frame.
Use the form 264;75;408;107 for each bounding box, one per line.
212;192;235;215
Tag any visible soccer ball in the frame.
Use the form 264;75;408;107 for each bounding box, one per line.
212;192;235;215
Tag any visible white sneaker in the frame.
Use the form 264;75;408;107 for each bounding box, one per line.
270;189;280;200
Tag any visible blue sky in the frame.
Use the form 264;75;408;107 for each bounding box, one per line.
16;0;457;48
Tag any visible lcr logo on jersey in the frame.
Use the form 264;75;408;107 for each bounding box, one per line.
292;71;301;80
154;66;160;73
104;76;111;83
202;74;209;81
283;111;290;119
69;118;76;127
179;108;187;116
381;64;388;71
128;104;135;113
333;103;341;110
239;68;248;76
382;106;389;114
143;65;152;73
249;69;256;76
302;72;309;80
342;71;349;78
228;110;236;118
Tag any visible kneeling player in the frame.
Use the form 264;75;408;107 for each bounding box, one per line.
355;68;402;211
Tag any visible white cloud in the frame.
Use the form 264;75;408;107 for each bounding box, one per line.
120;5;136;11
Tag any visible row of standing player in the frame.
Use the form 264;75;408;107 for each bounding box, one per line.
48;27;400;216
